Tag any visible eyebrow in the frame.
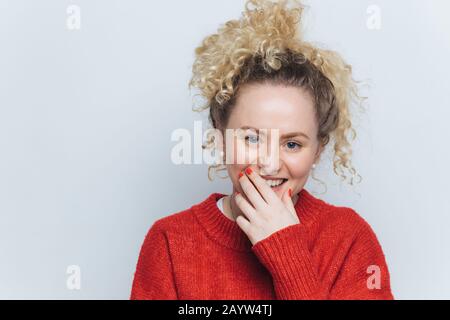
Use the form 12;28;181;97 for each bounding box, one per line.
239;126;310;140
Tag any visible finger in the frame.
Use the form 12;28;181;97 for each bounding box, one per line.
235;215;252;237
235;192;258;222
282;188;298;217
244;165;279;204
238;171;266;209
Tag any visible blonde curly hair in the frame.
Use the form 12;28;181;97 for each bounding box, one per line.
188;0;365;190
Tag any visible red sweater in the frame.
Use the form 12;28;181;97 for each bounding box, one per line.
130;189;394;300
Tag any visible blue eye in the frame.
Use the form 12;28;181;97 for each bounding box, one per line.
286;141;302;150
244;135;302;150
245;135;259;144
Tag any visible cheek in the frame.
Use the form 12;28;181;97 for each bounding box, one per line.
234;141;259;163
284;156;312;179
223;139;245;182
225;141;257;172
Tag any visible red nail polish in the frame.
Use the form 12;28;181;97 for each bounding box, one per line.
238;172;244;178
235;191;240;195
245;167;252;175
288;188;292;197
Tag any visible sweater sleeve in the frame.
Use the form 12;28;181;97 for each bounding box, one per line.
251;217;394;300
130;221;178;300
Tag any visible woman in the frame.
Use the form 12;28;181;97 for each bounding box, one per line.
130;0;394;300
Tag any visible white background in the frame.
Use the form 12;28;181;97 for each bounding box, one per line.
0;0;449;299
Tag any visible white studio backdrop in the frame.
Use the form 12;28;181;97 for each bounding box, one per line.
0;0;449;299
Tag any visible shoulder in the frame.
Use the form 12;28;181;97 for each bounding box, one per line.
309;202;389;263
300;189;369;235
136;207;199;255
316;200;379;241
147;207;198;237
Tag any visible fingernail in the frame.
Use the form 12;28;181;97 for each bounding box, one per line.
235;191;240;196
238;172;244;178
245;167;252;175
288;188;292;197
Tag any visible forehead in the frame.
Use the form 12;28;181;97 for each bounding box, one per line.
228;83;318;134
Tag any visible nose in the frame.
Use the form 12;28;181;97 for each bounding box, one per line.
257;149;281;176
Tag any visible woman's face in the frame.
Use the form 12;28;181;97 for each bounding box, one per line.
222;83;323;199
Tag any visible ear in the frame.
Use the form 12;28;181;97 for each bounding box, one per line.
314;143;324;163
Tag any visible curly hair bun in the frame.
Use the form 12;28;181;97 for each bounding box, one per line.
189;0;308;106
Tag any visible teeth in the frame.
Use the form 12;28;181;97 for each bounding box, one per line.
264;179;285;187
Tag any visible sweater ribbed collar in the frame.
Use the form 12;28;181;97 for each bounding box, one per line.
192;188;327;252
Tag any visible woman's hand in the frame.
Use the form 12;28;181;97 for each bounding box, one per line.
234;165;300;245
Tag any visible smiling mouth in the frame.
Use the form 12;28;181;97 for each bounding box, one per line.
265;178;288;188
